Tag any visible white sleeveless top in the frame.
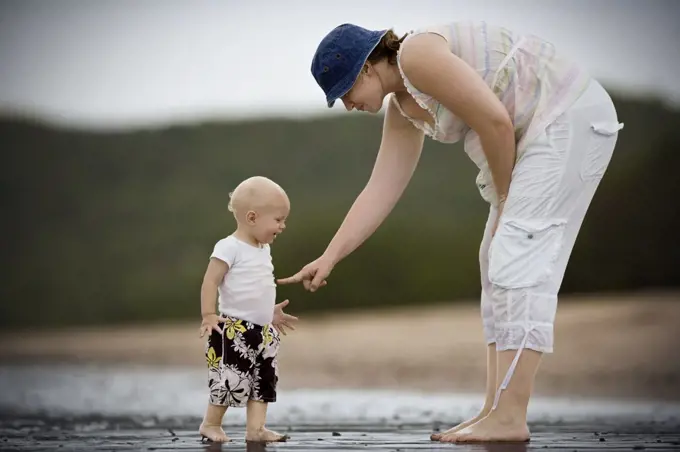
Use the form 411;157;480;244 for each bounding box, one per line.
391;21;592;205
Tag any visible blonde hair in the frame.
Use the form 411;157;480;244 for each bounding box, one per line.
227;190;236;213
227;176;287;216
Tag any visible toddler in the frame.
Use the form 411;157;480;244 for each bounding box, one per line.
198;176;297;443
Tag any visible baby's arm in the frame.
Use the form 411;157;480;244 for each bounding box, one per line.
199;238;238;338
201;258;228;317
199;258;228;337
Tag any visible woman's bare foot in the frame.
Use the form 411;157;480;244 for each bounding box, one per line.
432;344;499;441
439;411;530;443
199;423;231;443
430;409;489;441
245;427;289;443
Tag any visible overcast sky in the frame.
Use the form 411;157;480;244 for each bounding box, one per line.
0;0;678;129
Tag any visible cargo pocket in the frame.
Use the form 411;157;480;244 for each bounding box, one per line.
488;218;567;289
581;121;623;181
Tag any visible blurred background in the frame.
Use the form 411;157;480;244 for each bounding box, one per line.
1;0;679;422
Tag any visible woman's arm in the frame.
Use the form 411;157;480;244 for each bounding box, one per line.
322;99;425;265
398;33;516;202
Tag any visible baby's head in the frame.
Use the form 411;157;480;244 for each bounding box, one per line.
228;176;290;245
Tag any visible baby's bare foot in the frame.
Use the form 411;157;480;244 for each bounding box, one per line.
245;427;289;443
199;423;231;443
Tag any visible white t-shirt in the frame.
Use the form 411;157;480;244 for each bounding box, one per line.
210;235;276;326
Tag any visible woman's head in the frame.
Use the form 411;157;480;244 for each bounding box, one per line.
311;24;407;113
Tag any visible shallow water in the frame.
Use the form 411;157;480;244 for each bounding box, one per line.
1;364;680;451
2;364;679;424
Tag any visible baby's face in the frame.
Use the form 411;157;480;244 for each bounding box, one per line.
252;195;290;245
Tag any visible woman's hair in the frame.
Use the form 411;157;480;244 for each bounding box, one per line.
367;29;409;65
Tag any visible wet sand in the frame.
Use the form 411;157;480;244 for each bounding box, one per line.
1;292;679;400
2;291;680;452
2;415;680;451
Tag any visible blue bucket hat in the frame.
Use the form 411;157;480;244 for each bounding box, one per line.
311;23;389;108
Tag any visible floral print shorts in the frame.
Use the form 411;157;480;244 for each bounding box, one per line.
205;316;280;407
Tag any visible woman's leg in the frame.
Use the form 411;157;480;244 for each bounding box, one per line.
443;79;622;443
433;207;499;441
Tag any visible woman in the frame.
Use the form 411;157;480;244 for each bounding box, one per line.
277;21;623;443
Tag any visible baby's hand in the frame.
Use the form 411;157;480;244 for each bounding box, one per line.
199;313;224;338
272;299;298;336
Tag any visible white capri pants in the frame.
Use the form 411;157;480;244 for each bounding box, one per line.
480;78;622;357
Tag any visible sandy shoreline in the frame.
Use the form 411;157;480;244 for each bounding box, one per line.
4;420;680;451
2;292;679;401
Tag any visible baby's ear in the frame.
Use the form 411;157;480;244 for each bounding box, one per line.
246;210;258;224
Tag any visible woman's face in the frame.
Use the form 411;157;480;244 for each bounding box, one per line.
340;64;385;114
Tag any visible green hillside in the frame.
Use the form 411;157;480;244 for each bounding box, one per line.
1;93;678;328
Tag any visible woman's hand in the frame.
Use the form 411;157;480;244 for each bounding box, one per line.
491;194;507;237
277;255;334;292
